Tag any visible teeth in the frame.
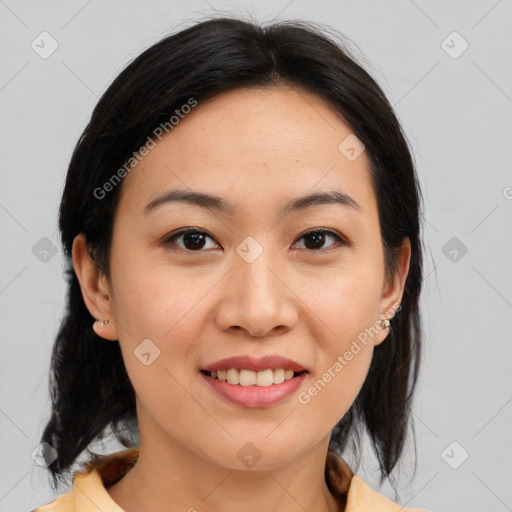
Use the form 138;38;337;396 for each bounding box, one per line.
240;369;257;386
273;368;285;384
226;368;239;385
256;369;273;386
284;369;294;380
206;368;300;387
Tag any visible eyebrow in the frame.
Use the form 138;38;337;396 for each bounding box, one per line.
143;188;360;216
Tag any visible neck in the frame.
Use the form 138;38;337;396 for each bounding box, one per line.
106;435;344;512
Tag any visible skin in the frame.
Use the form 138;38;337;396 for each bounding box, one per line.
72;85;410;512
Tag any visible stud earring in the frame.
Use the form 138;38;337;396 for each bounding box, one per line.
381;318;391;329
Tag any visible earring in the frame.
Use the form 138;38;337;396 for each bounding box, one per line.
92;318;115;341
381;318;391;329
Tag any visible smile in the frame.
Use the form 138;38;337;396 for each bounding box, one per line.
202;368;306;387
200;369;308;408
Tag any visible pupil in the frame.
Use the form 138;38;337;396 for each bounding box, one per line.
305;232;324;250
184;233;205;250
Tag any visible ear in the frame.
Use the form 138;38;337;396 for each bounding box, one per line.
72;233;118;341
374;237;411;346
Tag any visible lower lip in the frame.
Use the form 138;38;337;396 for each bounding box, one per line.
200;371;308;408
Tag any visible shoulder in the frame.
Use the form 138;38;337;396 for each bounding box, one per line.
325;450;432;512
31;447;139;512
346;475;433;512
30;491;74;511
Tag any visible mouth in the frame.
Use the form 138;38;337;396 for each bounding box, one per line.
200;368;308;387
200;368;309;407
199;355;309;407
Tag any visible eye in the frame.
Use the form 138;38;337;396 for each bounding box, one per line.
292;228;346;251
163;227;347;253
163;228;219;251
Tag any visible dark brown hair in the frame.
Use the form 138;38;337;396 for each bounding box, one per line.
41;15;423;493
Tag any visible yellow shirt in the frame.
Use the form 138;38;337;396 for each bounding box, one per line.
33;447;430;512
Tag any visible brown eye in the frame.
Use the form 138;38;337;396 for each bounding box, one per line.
293;229;346;251
163;227;346;253
164;229;219;251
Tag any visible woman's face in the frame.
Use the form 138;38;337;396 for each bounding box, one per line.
76;86;409;469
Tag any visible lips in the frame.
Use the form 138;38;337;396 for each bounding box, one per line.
201;355;309;373
200;369;308;407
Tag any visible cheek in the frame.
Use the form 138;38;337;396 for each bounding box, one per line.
297;284;377;433
299;343;373;432
110;255;227;399
293;267;380;424
112;270;208;427
298;260;382;346
111;252;215;342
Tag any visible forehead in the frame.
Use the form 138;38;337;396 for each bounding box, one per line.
117;86;375;218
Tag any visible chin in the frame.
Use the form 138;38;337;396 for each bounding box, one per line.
199;438;309;471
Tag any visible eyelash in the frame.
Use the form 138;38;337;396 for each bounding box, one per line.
162;227;347;253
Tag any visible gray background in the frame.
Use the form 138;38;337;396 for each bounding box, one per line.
1;1;511;511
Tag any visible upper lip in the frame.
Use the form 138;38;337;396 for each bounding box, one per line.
202;355;309;372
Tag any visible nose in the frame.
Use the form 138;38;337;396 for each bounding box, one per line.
215;246;299;338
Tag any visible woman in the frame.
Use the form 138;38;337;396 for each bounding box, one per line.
34;16;427;512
